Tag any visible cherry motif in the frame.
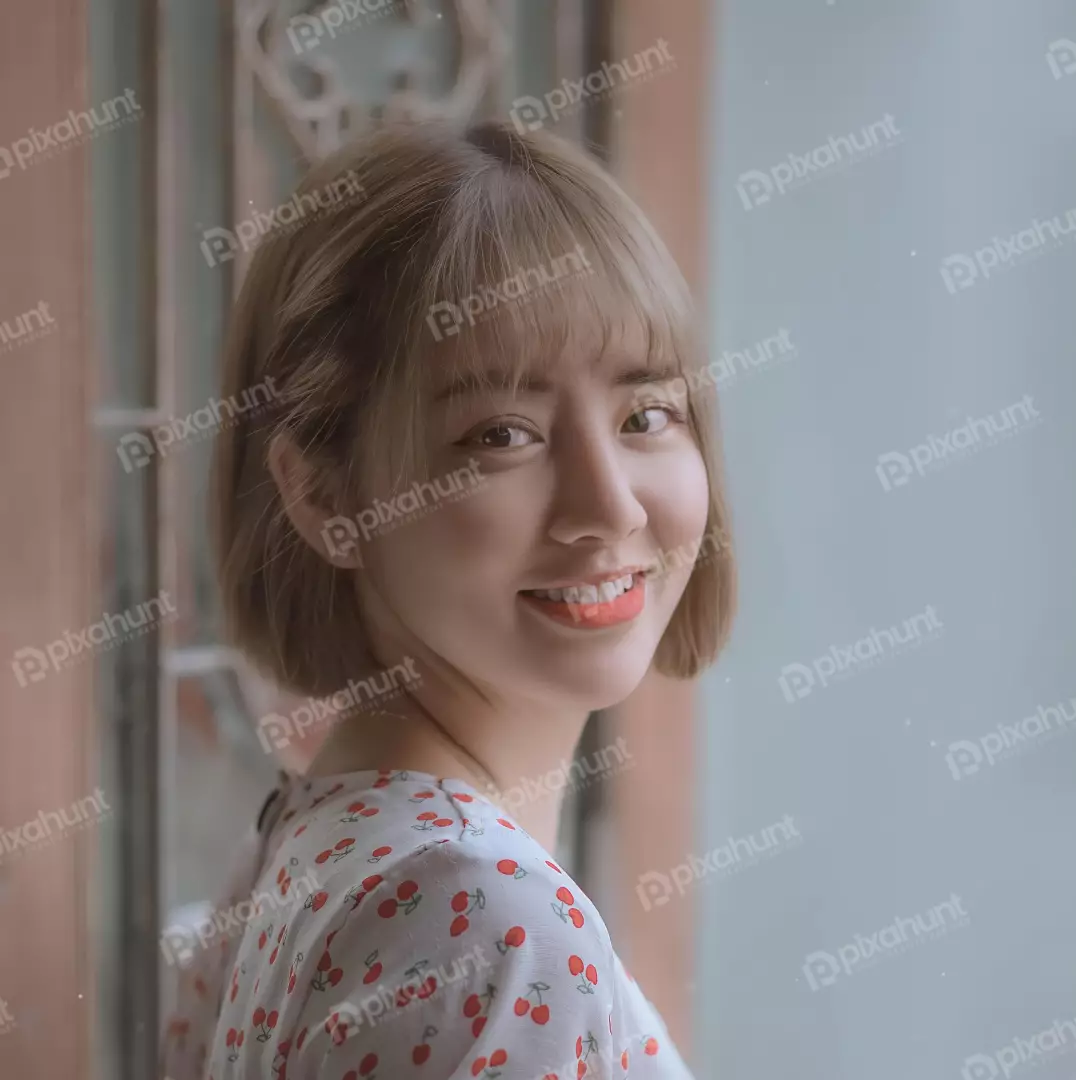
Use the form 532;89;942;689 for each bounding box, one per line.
413;811;454;831
314;837;356;864
411;790;437;802
378;879;421;917
496;859;528;880
452;792;474;802
496;818;516;830
551;886;585;928
470;1049;507;1078
307;890;328;914
271;924;287;961
643;1037;659;1056
545;860;563;874
512;981;552;1023
449;886;486;936
372;771;393;788
575;1031;599;1077
621;1049;629;1070
462;984;496;1037
224;1027;243;1062
496;925;526;954
342;800;380;822
412;1025;438;1065
567;954;598;994
294;825;306;837
325;1011;351;1047
362;950;383;984
368;845;392;862
342;1051;378;1079
309;948;343;991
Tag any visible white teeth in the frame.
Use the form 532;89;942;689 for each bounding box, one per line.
529;574;636;603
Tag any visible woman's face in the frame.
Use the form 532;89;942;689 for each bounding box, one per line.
355;323;711;712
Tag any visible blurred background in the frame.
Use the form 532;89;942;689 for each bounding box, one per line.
1;1;1074;1078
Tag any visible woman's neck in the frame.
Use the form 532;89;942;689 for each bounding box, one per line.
303;695;589;852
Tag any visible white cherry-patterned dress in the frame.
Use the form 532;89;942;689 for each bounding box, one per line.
160;769;695;1080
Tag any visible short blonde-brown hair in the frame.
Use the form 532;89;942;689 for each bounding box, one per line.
211;119;736;698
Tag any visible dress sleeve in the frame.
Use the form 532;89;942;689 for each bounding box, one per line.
280;840;619;1080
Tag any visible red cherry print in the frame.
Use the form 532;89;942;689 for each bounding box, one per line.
471;1057;487;1077
347;801;366;813
310;891;328;912
575;1036;583;1057
577;1062;587;1078
269;946;279;965
294;823;306;836
378;898;398;918
253;1007;266;1027
433;817;453;827
317;951;332;972
296;1028;307;1049
267;1011;278;1029
568;955;584;976
360;806;378;816
557;887;575;905
225;1029;237;1048
532;1004;550;1025
413;1043;431;1065
570;908;585;928
546;860;563;873
277;925;287;943
497;859;518;875
258;930;268;950
463;994;481;1018
490;1049;508;1067
397;879;419;900
496;818;515;829
450;914;469;937
327;930;337;947
371;845;392;859
451;890;469;912
585;964;598;985
504;925;526;948
329;968;343;986
453;792;474;802
644;1037;659;1056
472;1016;486;1038
373;776;390;788
335;837;355;850
235;1030;244;1047
417;811;437;821
364;962;382;984
287;971;296;994
357;1052;379;1076
514;997;530;1016
315;850;331;865
621;1050;629;1070
362;874;383;891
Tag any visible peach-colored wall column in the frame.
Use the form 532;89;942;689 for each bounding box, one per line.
0;3;94;1078
607;0;711;1061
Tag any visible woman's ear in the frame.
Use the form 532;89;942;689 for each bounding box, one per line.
266;432;363;569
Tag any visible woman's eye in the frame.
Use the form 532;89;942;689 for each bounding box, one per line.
468;423;537;450
623;405;683;435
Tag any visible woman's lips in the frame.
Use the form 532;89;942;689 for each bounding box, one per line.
519;574;646;629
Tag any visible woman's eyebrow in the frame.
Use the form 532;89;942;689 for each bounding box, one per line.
431;364;678;403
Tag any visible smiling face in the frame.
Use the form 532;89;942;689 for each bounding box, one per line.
353;313;711;711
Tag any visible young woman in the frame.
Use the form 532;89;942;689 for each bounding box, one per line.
161;118;735;1080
